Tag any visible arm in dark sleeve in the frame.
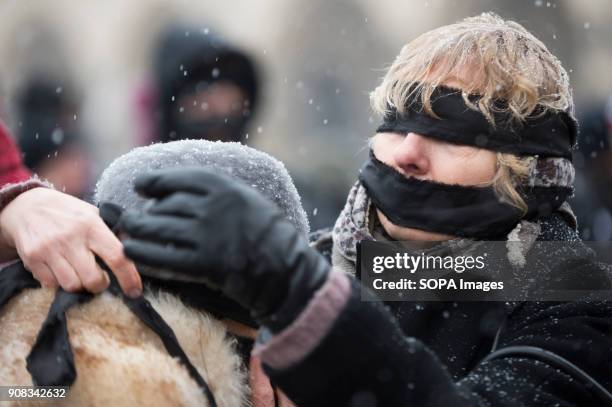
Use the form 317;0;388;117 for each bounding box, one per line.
256;273;611;406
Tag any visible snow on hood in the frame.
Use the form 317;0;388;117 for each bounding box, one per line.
95;139;309;236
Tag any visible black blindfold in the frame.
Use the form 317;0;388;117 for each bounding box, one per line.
377;85;577;159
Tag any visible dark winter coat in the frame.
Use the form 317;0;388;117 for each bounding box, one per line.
262;211;612;406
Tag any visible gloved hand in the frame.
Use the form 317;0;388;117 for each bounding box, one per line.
120;167;330;332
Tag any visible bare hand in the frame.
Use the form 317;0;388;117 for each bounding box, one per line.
0;187;142;297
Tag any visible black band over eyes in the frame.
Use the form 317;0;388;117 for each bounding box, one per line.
376;85;577;159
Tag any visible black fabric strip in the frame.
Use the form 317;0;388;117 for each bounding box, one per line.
0;262;84;388
26;289;94;386
21;266;217;406
101;202;218;406
359;150;573;238
377;85;577;158
107;270;218;407
0;261;40;309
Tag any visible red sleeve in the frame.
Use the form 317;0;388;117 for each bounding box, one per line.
0;121;31;187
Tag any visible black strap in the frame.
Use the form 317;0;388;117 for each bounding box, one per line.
110;202;218;405
0;261;40;309
21;263;217;406
106;270;217;406
0;261;83;386
26;289;93;386
483;346;612;405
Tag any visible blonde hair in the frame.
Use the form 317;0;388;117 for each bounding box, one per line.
371;12;572;214
493;153;533;213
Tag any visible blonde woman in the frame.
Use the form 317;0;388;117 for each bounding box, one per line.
122;13;612;406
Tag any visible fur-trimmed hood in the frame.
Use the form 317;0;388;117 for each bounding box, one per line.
0;287;249;406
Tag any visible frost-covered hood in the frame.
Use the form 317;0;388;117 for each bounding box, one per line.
95;139;308;237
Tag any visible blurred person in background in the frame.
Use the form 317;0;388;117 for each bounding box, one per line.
16;77;91;198
571;99;612;240
135;23;259;146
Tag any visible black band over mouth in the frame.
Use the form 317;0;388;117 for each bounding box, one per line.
376;85;577;159
359;150;573;238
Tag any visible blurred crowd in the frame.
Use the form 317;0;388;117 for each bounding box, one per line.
0;0;611;237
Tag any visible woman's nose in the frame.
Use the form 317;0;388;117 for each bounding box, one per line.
392;132;430;177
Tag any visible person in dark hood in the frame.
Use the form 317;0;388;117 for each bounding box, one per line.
16;77;91;198
147;24;259;144
120;13;612;406
571;100;612;240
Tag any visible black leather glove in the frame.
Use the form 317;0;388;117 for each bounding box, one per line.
120;167;330;332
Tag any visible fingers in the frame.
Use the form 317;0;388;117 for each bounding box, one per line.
64;245;110;294
123;239;195;273
46;255;83;292
88;218;142;298
23;247;109;294
145;193;202;217
26;261;58;287
121;213;195;247
134;167;230;199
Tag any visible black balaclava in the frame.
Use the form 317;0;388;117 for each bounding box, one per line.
154;24;259;144
360;85;577;239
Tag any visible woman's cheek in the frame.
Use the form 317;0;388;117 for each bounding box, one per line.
433;147;496;185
